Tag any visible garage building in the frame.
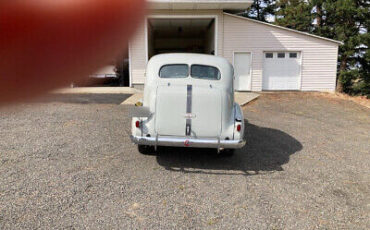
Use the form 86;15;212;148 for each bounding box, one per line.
128;0;341;92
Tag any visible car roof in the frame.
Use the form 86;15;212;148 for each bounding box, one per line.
148;53;232;69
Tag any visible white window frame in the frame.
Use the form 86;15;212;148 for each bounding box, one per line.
265;52;274;58
277;52;286;58
289;52;298;58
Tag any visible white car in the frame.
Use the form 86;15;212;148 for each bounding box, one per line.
131;53;245;154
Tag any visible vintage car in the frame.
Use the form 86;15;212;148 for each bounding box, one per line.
131;53;245;154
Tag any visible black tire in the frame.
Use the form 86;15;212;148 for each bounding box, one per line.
219;149;235;157
138;145;156;155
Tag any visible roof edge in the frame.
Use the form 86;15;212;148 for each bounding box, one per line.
148;0;253;10
223;13;343;45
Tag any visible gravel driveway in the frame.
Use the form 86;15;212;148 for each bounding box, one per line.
0;93;369;229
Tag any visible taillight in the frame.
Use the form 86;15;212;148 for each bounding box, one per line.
236;124;241;132
135;120;140;128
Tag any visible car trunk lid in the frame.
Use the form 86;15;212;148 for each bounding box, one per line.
155;84;222;137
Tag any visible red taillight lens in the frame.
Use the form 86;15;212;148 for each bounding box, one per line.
135;120;140;128
237;124;241;132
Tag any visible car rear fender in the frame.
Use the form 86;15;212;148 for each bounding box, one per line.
233;103;245;140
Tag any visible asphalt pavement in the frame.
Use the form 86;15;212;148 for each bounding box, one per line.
0;92;369;229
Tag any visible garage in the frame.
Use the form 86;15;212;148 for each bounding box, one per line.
130;6;341;92
262;51;301;90
147;18;216;59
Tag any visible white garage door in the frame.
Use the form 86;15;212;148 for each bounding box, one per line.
263;52;301;90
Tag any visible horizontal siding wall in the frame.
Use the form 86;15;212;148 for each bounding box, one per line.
223;14;339;92
129;21;147;84
130;10;224;85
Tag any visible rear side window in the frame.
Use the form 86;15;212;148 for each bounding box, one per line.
159;64;189;78
191;65;221;80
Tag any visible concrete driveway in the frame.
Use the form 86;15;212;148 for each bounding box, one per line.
0;93;369;229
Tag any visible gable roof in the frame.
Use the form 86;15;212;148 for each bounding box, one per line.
148;0;253;10
224;13;343;45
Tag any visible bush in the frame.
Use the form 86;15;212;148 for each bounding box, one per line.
340;70;370;97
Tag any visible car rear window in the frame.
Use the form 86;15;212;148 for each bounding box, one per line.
159;64;189;78
190;65;221;80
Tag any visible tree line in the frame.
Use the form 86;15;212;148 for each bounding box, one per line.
238;0;369;96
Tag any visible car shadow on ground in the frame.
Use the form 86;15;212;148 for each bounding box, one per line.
156;121;303;176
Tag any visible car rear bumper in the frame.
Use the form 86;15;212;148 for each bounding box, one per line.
130;135;246;149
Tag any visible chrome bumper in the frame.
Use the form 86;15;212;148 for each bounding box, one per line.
130;135;246;149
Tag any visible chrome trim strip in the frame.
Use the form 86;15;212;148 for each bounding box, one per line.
185;84;192;136
130;135;246;149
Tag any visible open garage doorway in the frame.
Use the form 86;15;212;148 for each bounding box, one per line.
147;17;216;59
85;48;130;87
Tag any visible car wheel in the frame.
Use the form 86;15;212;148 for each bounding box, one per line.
219;149;234;157
138;145;156;155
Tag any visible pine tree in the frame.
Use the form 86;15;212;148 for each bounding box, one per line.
275;0;312;32
310;0;324;35
242;0;276;22
320;0;369;93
